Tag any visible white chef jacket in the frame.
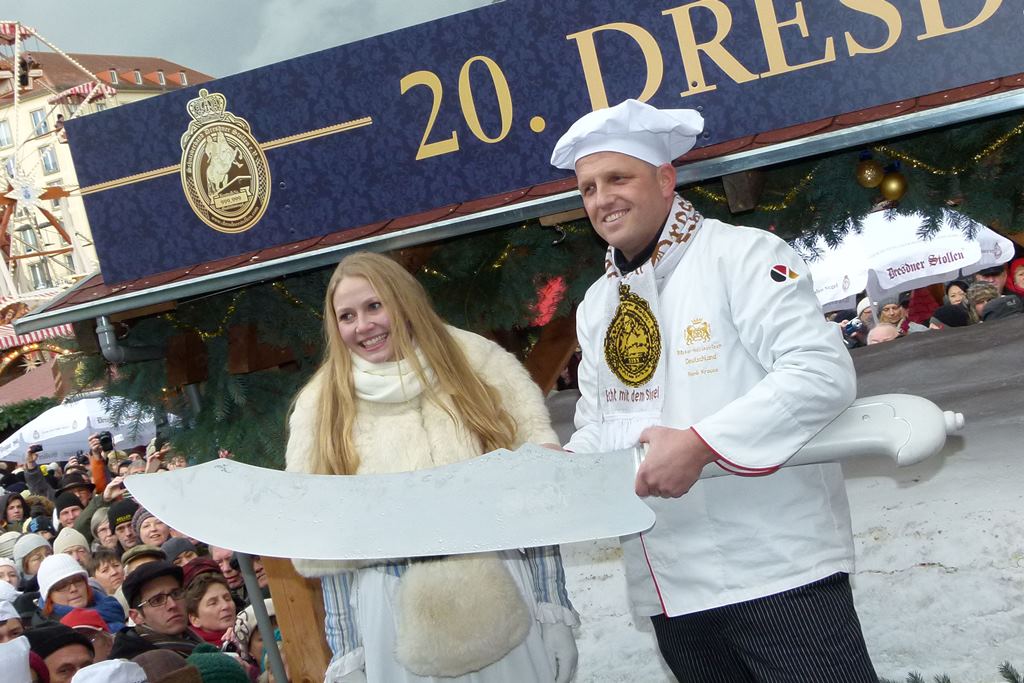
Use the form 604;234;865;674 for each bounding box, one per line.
567;218;857;618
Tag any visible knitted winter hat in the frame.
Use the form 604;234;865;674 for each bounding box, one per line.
37;553;87;602
185;643;248;683
0;556;16;573
24;623;94;660
0;598;19;621
53;528;89;556
929;304;971;328
0;531;20;559
13;533;50;574
26;515;56;537
132;507;155;539
108;499;139;530
161;537;196;564
0;635;31;683
0;576;21;602
967;281;999;306
69;659;147;683
28;650;49;683
54;491;83;518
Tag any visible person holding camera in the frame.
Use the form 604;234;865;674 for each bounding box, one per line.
89;432;127;473
23;443;113;547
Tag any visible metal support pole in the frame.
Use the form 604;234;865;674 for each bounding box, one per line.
237;552;288;683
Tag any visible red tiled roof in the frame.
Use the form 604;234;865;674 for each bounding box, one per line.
0;357;58;406
24;73;1024;321
1;51;212;104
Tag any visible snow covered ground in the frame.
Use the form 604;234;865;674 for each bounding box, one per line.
549;317;1024;682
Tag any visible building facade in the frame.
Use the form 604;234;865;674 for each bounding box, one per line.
0;49;211;300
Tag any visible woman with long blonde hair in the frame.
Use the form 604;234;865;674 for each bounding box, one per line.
286;252;578;683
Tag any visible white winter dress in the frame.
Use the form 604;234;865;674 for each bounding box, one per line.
286;327;578;682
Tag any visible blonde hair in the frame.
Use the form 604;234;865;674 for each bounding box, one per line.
297;252;517;475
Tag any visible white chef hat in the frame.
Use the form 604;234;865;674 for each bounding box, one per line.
551;99;704;170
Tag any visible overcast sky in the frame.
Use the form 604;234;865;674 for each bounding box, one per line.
10;0;494;78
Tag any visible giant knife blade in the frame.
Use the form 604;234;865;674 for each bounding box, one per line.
125;394;962;560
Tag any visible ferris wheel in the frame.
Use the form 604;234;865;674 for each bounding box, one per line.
0;21;119;377
0;20;114;305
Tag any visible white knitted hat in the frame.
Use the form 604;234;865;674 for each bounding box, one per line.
71;659;148;683
36;553;87;603
12;534;49;575
0;635;30;683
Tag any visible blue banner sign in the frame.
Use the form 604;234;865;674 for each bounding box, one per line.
66;0;1023;284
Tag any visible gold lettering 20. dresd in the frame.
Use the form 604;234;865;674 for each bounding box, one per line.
397;0;1003;160
400;55;514;160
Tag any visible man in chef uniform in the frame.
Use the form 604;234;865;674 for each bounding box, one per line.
553;100;876;681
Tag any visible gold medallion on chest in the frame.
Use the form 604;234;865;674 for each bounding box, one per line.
604;284;661;388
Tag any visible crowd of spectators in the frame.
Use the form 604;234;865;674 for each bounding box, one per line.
0;432;281;682
830;259;1024;349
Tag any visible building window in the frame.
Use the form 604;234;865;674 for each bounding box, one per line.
31;109;48;135
3;157;14;178
0;120;11;148
157;70;166;85
63;254;76;274
29;262;52;290
95;102;108;113
109;69;119;84
179;71;188;86
17;225;39;252
48;181;63;209
133;69;142;85
40;145;59;174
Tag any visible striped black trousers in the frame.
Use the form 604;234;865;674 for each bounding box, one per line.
651;573;877;683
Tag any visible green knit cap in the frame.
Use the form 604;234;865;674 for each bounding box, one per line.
184;644;249;683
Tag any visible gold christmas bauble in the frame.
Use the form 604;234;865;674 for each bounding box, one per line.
855;158;884;188
879;171;907;201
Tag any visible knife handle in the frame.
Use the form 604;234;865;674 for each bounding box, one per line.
691;393;963;479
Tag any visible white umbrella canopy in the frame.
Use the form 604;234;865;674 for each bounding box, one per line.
797;210;1014;311
793;233;868;313
0;396;160;463
960;226;1016;278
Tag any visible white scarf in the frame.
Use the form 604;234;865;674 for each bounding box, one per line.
351;348;435;403
597;194;703;449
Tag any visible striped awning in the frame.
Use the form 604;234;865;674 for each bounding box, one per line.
0;322;74;350
47;81;117;104
0;23;33;44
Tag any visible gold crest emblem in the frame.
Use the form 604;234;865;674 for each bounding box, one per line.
180;89;270;233
685;318;712;345
604;284;661;388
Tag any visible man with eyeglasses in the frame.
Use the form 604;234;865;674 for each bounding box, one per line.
109;560;202;659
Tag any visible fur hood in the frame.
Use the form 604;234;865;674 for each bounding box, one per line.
286;327;557;577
